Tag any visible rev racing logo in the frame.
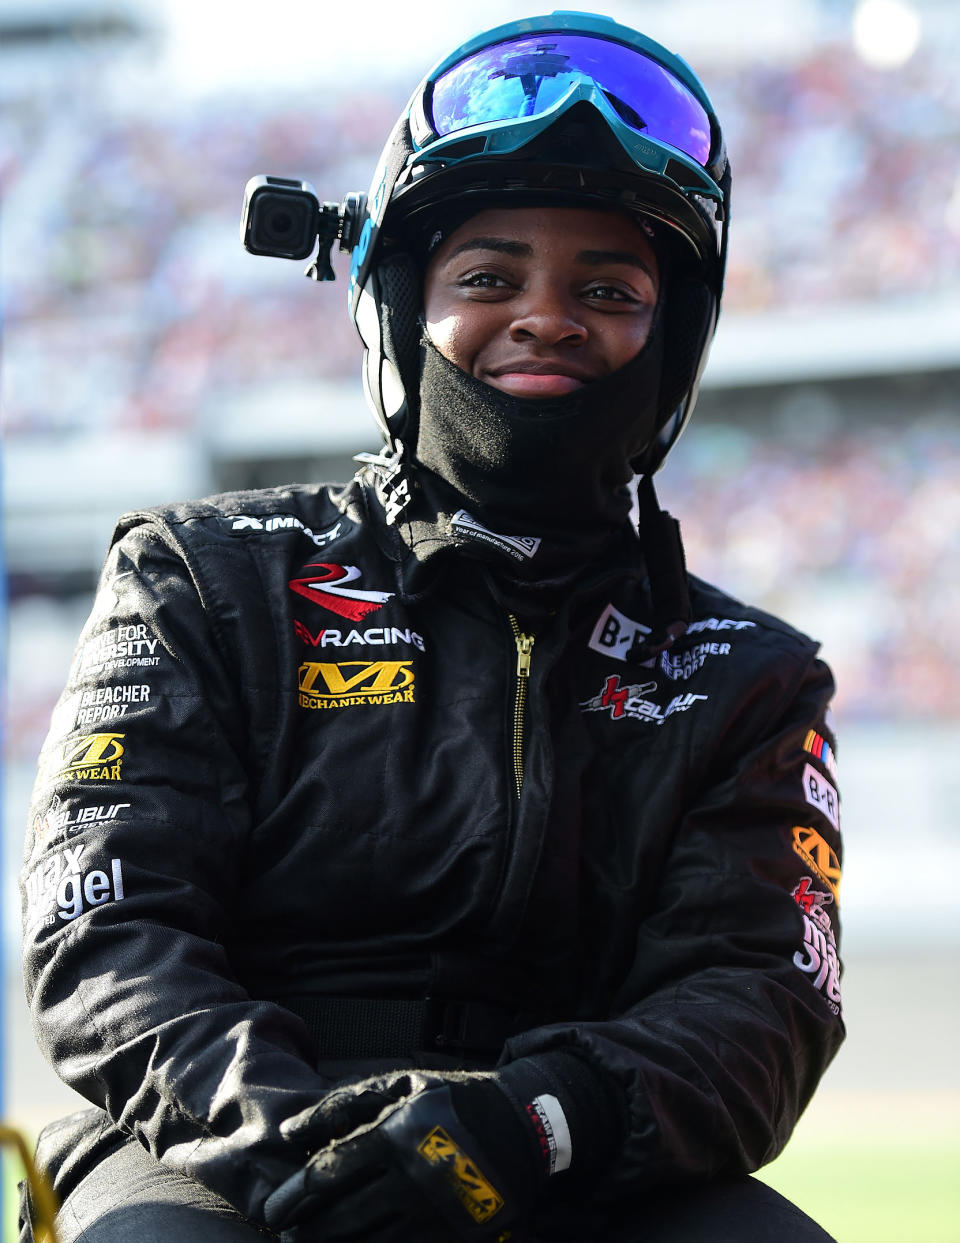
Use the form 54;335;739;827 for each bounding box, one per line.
294;621;425;651
580;674;707;725
289;563;393;621
298;660;415;709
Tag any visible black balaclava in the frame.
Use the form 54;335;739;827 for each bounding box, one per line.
398;204;669;574
415;301;666;539
371;206;690;647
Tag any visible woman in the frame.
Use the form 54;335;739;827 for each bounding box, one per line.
21;13;843;1241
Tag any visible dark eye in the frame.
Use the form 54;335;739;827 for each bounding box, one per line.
460;270;508;288
586;284;635;302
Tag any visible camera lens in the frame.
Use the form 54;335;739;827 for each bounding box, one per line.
263;206;297;241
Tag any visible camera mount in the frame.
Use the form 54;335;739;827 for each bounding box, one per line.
241;177;366;282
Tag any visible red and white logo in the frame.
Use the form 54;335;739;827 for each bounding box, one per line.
288;563;393;622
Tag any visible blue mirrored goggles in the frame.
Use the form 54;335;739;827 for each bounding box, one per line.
427;32;714;170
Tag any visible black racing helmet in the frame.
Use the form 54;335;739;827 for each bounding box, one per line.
347;10;731;474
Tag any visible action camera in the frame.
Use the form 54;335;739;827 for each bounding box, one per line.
241;176;321;261
241;178;366;280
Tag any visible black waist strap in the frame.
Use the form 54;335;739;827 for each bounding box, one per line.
281;995;540;1060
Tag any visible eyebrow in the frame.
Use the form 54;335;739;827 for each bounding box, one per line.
446;237;533;259
445;237;656;280
579;249;657;280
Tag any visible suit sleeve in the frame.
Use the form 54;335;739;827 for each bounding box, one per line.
20;520;330;1222
503;650;844;1193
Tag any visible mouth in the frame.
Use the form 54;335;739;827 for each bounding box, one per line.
485;360;596;397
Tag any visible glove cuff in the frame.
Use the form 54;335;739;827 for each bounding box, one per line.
496;1050;625;1184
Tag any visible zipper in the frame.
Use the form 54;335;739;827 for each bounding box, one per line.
508;614;536;801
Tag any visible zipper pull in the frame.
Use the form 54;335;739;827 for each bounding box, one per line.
515;631;535;678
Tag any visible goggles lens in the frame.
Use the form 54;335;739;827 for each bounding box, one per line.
430;33;713;168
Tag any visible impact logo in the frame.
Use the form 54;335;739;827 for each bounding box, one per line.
228;513;343;549
416;1126;504;1224
450;510;541;562
581;674;707;725
41;733;126;785
288;564;393;622
792;825;842;898
792;879;842;1015
803;729;838;781
298;661;415;709
802;763;841;831
24;842;126;935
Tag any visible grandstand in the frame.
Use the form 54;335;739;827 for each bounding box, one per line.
3;0;959;713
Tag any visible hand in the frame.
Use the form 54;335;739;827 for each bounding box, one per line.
265;1054;622;1242
266;1077;529;1242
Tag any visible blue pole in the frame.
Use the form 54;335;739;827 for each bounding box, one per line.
0;218;8;1236
0;380;7;1236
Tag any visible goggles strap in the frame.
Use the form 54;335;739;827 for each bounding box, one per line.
626;474;691;663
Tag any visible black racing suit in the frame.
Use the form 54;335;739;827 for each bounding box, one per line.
21;474;845;1230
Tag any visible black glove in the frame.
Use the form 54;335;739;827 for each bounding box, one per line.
265;1055;620;1243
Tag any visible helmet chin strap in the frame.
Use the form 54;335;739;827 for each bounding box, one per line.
625;474;691;663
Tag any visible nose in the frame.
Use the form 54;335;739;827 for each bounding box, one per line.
508;282;588;347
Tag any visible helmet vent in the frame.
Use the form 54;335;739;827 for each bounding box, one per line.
437;136;488;160
663;158;713;192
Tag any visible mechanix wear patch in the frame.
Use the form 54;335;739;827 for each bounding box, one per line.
416;1126;505;1224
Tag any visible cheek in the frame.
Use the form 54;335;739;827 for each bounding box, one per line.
423;302;496;376
603;307;657;370
423;308;466;368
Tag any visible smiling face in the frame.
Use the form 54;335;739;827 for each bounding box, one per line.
422;205;660;400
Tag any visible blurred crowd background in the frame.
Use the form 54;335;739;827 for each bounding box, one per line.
1;5;959;1232
4;3;960;863
3;2;959;749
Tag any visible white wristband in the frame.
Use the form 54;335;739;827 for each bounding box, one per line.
529;1093;573;1175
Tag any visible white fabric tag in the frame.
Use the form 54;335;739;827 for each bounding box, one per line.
530;1093;573;1175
